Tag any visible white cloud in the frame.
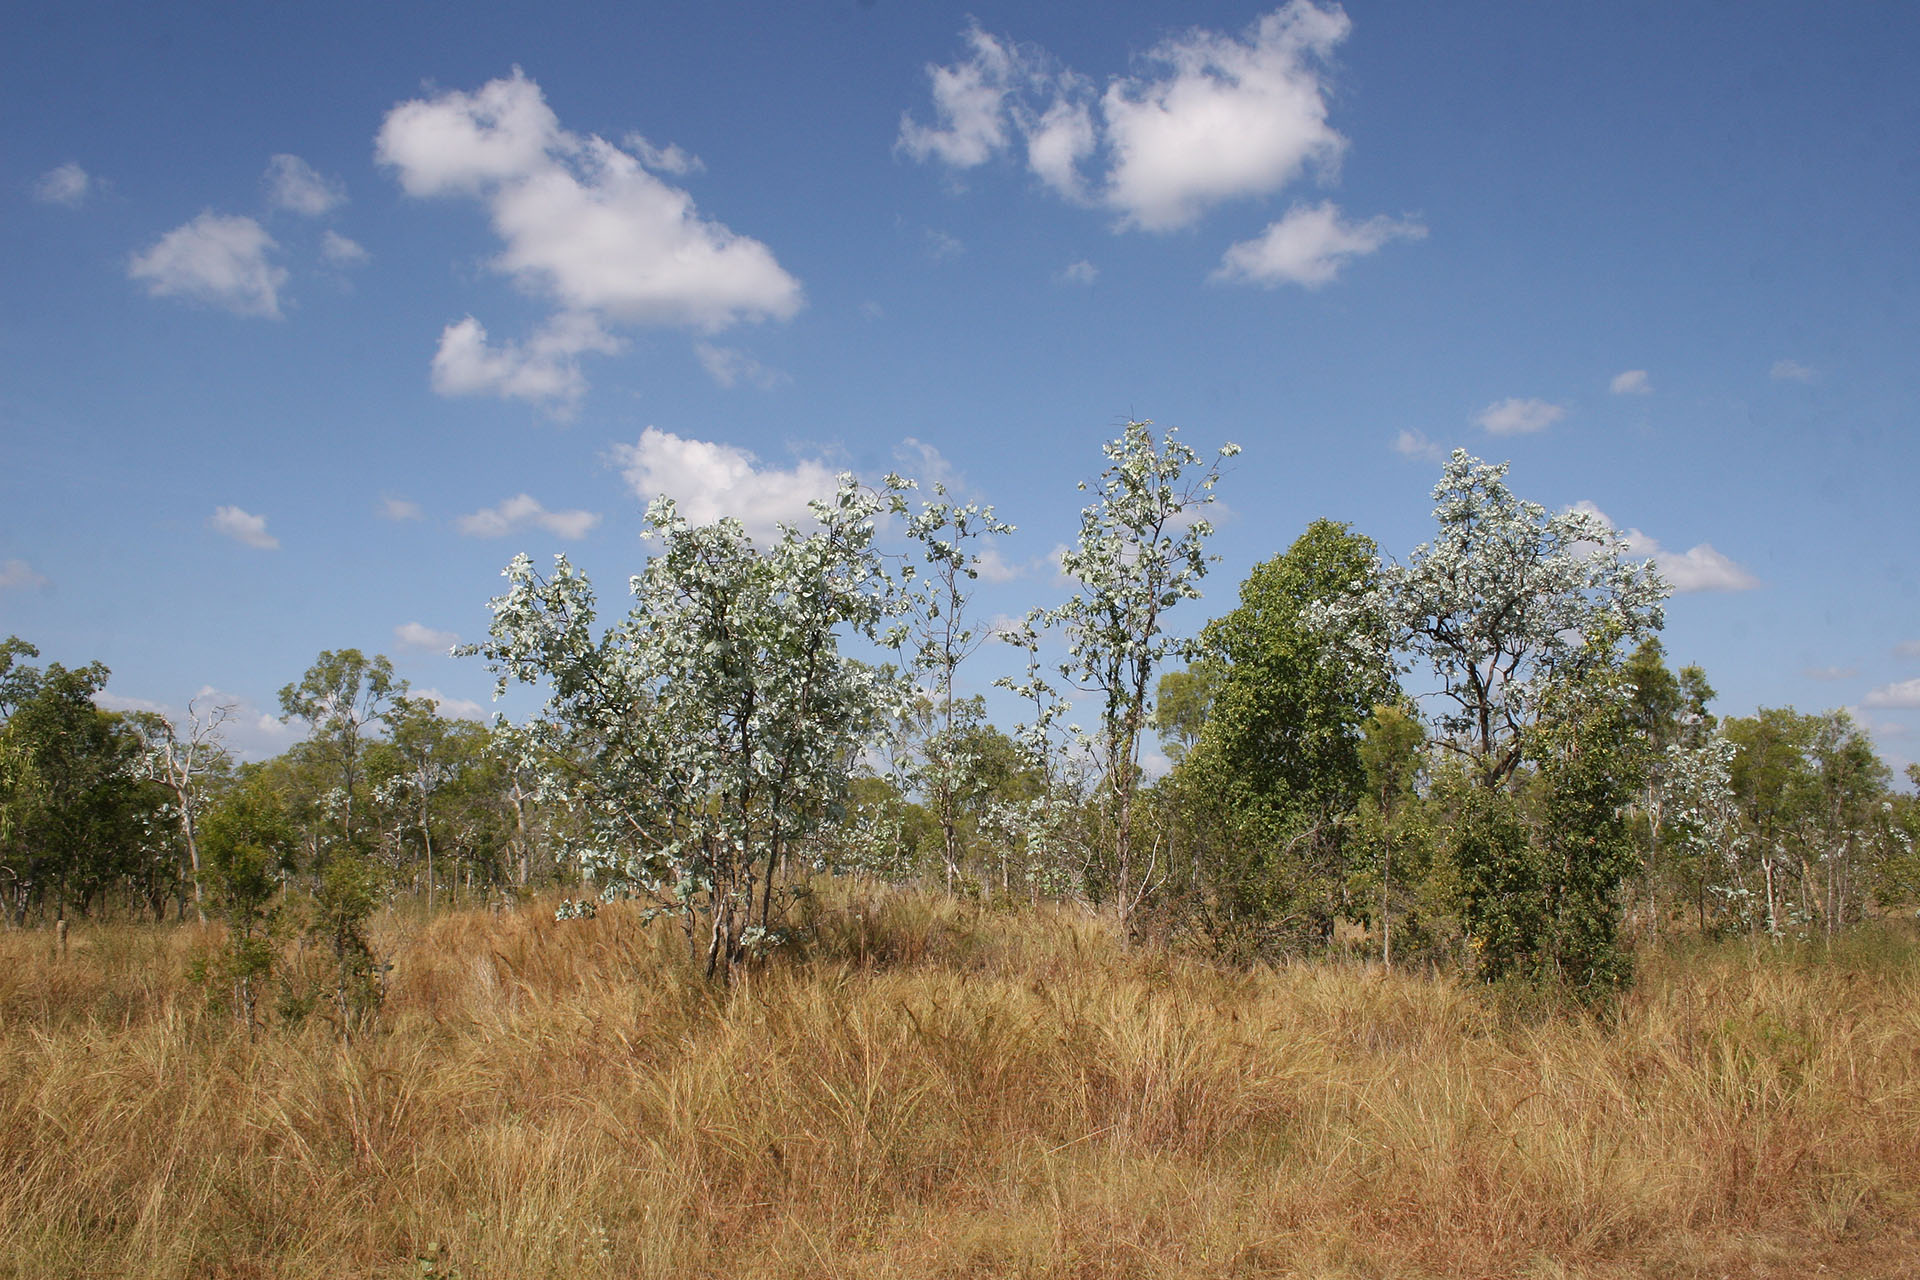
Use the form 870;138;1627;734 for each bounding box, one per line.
1771;359;1816;382
209;505;279;550
695;342;790;390
395;621;461;652
411;687;487;720
0;558;50;591
129;212;286;318
1392;429;1444;462
1897;640;1920;660
1056;258;1099;284
1476;397;1566;436
610;426;841;544
1214;201;1425;287
1864;678;1920;710
33;162;92;207
1803;665;1858;681
1610;369;1651;395
1571;502;1759;594
902;4;1360;233
972;545;1024;583
377;69;801;404
380;495;423;521
896;25;1027;170
430;313;620;413
455;494;601;540
321;229;369;265
264;154;346;216
1100;4;1350;231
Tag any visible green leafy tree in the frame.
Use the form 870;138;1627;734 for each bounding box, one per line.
277;649;405;853
1353;700;1427;968
1182;519;1397;947
196;773;298;1032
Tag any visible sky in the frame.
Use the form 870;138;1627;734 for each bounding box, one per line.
3;0;1917;778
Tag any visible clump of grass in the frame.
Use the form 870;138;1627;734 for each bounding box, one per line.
2;892;1916;1278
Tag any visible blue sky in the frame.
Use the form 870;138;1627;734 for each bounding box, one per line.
4;0;1917;775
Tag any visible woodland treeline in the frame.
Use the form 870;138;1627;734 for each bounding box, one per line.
3;425;1915;1017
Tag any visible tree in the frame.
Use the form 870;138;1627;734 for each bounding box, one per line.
1354;701;1426;968
1181;519;1398;947
1041;420;1238;934
469;477;901;980
196;773;298;1032
891;480;1016;892
277;649;405;852
131;696;236;923
1365;451;1668;787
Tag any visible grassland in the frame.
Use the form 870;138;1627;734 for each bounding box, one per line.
3;891;1917;1279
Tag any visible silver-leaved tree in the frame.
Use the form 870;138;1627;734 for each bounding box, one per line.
1038;421;1238;935
466;477;901;981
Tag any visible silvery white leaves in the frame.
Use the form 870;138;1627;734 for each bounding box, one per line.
1363;449;1668;783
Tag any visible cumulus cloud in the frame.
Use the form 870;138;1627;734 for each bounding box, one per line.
430;313;620;413
395;622;461;652
1056;258;1099;284
1864;678;1920;710
0;558;50;591
129;213;286;317
1100;4;1350;230
1215;201;1425;287
972;546;1024;583
1770;359;1816;382
455;494;601;540
93;691;171;715
377;70;801;405
894;438;961;491
33;162;93;207
264;154;346;216
1476;397;1566;436
380;495;424;521
1610;369;1651;395
902;4;1393;246
1571;502;1759;594
209;505;279;549
1392;429;1444;462
925;228;966;260
321;230;369;265
610;426;841;544
695;343;790;390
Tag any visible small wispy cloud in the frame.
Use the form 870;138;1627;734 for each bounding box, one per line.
1770;359;1816;383
695;343;790;390
1803;665;1857;681
0;558;50;591
455;494;601;540
33;162;93;208
209;505;279;549
1476;397;1566;436
379;496;423;521
321;230;369;266
1863;678;1920;709
1392;429;1444;462
1056;259;1099;285
129;213;286;318
395;622;460;652
1609;369;1651;395
264;154;347;216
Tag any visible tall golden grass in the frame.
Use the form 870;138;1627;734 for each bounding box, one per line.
2;890;1916;1279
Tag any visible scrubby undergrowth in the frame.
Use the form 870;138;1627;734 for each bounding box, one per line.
2;891;1917;1279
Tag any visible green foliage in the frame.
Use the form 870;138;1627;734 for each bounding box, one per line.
1176;519;1396;950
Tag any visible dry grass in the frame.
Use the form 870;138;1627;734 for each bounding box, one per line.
2;891;1917;1279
